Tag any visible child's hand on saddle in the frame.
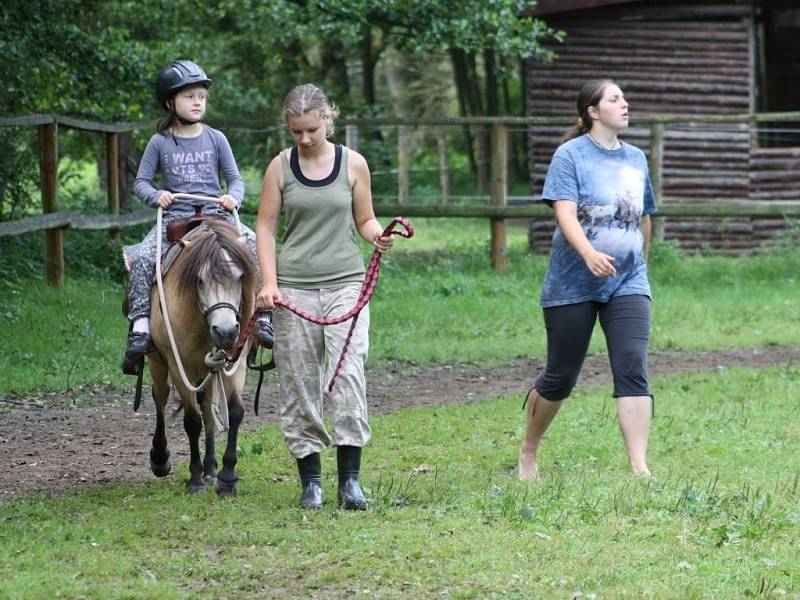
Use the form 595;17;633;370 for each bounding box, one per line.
157;191;175;208
219;195;238;211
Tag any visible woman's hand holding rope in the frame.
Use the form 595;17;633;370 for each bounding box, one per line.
247;217;414;390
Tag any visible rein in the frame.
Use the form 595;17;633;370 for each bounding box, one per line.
233;217;414;392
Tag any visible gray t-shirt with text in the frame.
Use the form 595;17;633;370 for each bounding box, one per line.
133;126;245;217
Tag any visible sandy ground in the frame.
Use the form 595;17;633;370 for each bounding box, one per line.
1;344;798;500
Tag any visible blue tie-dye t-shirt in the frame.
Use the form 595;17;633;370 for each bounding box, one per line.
539;134;656;308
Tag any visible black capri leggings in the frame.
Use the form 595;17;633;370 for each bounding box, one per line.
535;294;651;401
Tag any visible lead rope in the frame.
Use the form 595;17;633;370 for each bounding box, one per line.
154;195;248;431
275;217;414;392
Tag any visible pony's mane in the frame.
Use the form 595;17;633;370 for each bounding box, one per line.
174;220;257;317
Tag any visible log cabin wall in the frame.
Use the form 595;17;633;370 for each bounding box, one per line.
525;0;800;253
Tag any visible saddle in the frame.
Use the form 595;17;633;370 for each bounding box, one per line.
166;204;222;243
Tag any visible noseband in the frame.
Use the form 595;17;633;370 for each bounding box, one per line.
203;302;241;323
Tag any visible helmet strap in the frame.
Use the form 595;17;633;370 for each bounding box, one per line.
165;99;202;126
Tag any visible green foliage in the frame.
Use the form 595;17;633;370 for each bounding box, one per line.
0;0;151;218
294;0;559;60
1;0;557;219
0;226;143;291
0;367;798;597
0;0;150;118
0;128;40;220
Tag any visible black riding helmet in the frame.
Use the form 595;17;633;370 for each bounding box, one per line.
155;60;212;110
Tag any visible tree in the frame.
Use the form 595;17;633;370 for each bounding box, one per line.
278;0;561;184
0;0;151;219
1;0;560;218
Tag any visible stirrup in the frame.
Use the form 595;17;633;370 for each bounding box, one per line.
122;354;144;376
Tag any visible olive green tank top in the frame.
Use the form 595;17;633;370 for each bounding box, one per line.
277;145;366;289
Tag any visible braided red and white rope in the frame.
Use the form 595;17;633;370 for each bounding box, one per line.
231;217;414;391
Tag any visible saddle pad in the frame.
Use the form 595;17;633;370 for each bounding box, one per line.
121;224;210;274
160;225;209;276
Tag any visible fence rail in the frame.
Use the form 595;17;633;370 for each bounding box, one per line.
4;111;800;284
4;200;799;239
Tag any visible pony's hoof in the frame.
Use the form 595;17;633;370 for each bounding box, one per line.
150;459;172;478
215;477;238;497
186;481;206;494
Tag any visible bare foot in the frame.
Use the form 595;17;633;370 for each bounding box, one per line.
631;466;652;479
518;444;539;481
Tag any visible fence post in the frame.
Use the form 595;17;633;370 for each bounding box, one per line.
106;132;120;240
648;122;665;241
436;130;450;205
346;124;359;152
397;125;409;204
490;124;508;272
38;121;63;286
477;125;489;193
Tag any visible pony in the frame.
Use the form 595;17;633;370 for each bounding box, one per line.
146;219;257;496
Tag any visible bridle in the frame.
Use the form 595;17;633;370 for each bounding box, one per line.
202;301;241;323
151;194;249;430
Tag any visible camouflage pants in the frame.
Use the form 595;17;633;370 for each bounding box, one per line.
274;283;371;459
125;215;257;321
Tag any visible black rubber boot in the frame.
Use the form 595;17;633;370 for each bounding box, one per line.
255;311;274;349
296;453;323;509
126;331;154;360
337;446;367;510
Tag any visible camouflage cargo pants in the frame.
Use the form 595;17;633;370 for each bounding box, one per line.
274;283;371;458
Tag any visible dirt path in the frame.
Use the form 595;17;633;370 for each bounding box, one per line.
1;344;798;500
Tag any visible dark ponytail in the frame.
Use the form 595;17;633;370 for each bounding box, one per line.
561;78;616;144
157;107;178;134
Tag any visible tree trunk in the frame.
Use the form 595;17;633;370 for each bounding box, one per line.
320;39;350;96
518;58;531;188
484;49;499;116
361;25;376;107
467;52;488;190
118;132;133;212
450;49;477;178
500;61;526;182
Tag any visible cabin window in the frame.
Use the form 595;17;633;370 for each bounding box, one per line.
757;2;800;146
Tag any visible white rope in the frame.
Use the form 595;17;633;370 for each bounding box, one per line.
154;197;248;431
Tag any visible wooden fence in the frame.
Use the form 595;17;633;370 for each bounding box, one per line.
2;113;800;285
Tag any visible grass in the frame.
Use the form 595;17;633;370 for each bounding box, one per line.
1;278;125;393
1;219;798;394
0;365;798;598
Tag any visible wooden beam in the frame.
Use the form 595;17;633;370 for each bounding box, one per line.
490;125;508;272
106;132;120;240
372;201;800;219
436;130;450;205
0;210;154;238
345;124;359;152
648;122;665;241
0;212;72;237
397;126;409;204
38;122;62;286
